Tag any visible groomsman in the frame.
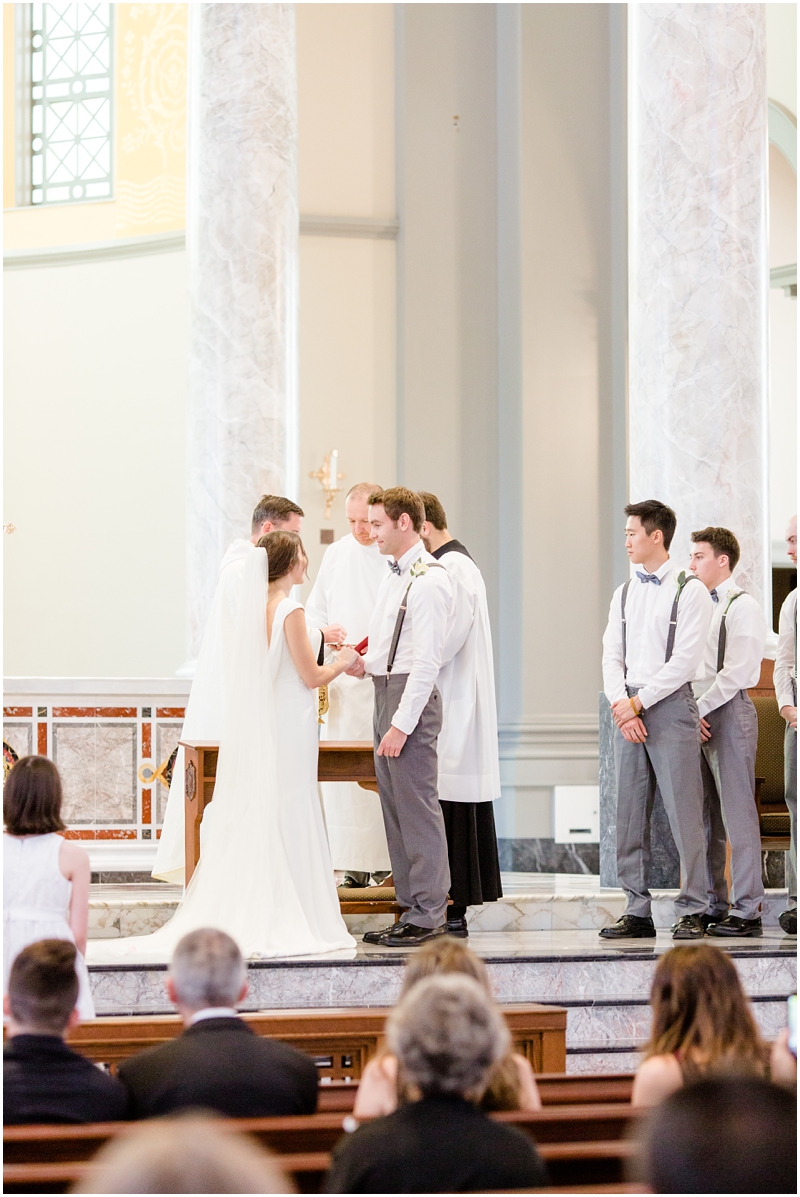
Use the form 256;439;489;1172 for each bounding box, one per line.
307;483;391;886
775;515;797;936
346;487;454;946
688;527;767;937
419;492;502;937
601;500;713;939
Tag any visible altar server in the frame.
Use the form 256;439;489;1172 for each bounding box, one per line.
347;488;455;947
688;527;767;937
153;496;333;884
420;492;502;938
306;483;391;885
601;500;713;940
775;515;797;937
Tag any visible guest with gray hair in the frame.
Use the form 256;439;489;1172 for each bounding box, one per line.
327;974;548;1193
117;929;317;1119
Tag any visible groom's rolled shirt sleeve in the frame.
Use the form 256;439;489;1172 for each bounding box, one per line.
391;571;453;735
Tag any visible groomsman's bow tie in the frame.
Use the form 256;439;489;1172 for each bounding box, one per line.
710;589;719;603
388;560;402;575
636;571;661;585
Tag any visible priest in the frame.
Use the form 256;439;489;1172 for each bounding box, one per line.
419;492;503;937
307;483;391;885
153;496;341;884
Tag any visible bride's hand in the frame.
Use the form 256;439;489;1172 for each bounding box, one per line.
335;646;359;671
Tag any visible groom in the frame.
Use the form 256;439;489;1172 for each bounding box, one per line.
347;487;454;946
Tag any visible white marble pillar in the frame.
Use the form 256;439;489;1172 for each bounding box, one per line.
185;3;299;662
629;4;769;610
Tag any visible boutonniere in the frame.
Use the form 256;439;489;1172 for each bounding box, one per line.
409;560;429;579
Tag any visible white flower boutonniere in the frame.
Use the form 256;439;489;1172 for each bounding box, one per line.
409;560;429;579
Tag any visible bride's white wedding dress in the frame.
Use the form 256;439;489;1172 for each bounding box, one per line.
89;550;355;964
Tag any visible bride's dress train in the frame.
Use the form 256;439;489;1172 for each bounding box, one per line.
89;551;355;964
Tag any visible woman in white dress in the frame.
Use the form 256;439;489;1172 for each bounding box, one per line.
4;756;95;1018
89;535;356;964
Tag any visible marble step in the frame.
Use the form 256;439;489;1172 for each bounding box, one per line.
87;872;792;939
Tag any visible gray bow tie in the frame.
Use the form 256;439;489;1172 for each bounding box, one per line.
636;571;661;585
710;588;719;603
388;560;401;576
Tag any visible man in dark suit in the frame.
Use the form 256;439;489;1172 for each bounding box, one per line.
4;939;128;1124
117;928;318;1118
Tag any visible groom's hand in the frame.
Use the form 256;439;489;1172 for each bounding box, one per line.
377;726;408;758
345;655;366;678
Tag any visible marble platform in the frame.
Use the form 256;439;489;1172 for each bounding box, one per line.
87;921;796;1075
87;872;794;940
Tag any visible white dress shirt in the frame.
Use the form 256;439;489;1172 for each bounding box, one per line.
188;1007;239;1025
775;588;798;711
602;557;713;710
692;576;767;717
365;539;454;736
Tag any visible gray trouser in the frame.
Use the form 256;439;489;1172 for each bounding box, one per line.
701;691;764;919
615;683;707;918
786;679;797;909
373;674;450;927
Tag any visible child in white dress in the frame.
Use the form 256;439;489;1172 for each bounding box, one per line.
3;756;94;1019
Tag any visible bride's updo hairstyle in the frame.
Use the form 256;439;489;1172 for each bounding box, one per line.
257;530;308;582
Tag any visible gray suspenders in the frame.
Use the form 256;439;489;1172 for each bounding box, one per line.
386;563;445;674
621;572;701;680
716;590;745;674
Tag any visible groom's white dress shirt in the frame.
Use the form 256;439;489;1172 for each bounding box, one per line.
692;576;766;717
602;556;713;710
365;540;453;736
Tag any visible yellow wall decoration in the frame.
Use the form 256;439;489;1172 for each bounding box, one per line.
116;3;187;236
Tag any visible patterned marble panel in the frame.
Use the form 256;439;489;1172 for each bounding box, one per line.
566;1051;642;1075
498;839;599;875
3;722;32;759
752;996;790;1038
156;722;183;822
566;1003;652;1047
54;724;137;823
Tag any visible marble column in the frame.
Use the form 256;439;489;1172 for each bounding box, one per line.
185;3;299;663
628;3;769;611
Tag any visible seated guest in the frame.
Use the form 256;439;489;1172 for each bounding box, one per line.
639;1076;796;1193
75;1114;292;1194
632;944;766;1107
3;939;128;1124
354;937;540;1117
118;928;317;1118
327;974;548;1194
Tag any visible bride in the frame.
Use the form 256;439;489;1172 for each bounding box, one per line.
89;533;356;963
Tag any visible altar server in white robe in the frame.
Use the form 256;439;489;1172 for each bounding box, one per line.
306;483;392;884
420;492;502;938
153;496;338;884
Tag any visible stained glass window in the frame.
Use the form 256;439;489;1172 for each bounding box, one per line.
30;4;113;205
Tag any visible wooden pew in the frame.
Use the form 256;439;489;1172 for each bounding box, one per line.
182;739;377;884
314;1071;635;1112
4;1112;642;1193
66;1003;568;1077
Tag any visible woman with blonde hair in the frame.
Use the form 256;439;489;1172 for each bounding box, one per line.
632;943;767;1107
354;937;541;1116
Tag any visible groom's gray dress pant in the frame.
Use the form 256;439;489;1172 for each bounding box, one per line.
372;674;450;928
615;683;708;918
700;691;764;919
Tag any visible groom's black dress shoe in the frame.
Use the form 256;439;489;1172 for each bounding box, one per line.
707;915;763;938
672;914;705;939
779;908;797;935
598;915;656;939
362;923;400;944
383;922;448;947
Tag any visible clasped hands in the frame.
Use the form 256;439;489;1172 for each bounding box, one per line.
611;696;647;743
319;624;406;755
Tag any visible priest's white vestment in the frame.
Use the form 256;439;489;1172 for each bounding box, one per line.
435;551;501;804
306;534;391;872
153;540;325;884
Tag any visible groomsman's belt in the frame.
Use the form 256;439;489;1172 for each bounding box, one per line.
386;565;445;674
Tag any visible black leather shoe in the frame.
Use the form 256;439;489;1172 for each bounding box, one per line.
362;923;400;944
779;908;797;936
446;917;469;938
599;915;656;939
383;922;448;947
701;911;727;931
707;915;762;938
673;914;705;939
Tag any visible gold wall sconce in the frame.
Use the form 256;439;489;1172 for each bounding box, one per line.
309;450;345;519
